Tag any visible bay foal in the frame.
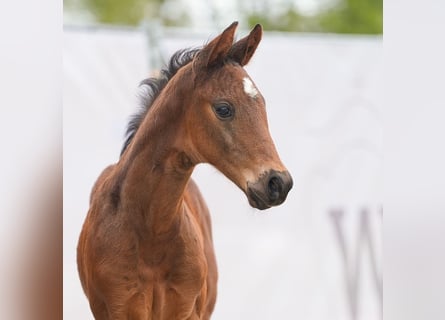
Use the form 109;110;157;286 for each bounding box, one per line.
77;22;292;320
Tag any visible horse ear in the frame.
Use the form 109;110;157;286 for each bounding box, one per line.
229;24;262;66
195;21;238;69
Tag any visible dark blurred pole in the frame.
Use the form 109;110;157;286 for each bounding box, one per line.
142;18;164;72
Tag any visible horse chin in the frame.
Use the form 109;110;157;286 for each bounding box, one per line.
246;188;271;210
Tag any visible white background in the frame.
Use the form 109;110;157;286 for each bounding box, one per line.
63;26;382;319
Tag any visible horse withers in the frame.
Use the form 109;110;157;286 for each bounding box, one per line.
77;21;292;320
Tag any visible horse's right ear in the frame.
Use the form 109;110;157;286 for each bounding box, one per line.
194;21;238;70
228;24;262;66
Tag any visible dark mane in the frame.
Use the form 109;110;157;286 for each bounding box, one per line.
120;48;201;157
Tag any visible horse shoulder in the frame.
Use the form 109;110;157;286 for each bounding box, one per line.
79;163;117;282
77;165;113;295
78;164;132;299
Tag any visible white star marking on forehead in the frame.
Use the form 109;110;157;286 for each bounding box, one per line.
243;77;258;98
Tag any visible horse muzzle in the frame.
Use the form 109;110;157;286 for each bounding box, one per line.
246;169;293;210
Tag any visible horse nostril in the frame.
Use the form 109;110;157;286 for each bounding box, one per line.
267;176;282;201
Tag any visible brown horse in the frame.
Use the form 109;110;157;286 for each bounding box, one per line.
77;22;293;320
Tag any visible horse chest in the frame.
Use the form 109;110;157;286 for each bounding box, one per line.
130;235;208;319
138;231;208;292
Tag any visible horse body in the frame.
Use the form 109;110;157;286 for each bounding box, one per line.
78;22;292;319
78;175;216;319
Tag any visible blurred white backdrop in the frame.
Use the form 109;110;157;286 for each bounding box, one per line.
64;25;382;319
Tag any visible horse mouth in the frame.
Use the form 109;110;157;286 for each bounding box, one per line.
245;169;293;210
247;188;271;210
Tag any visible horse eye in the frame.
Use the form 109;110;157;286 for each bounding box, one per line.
213;103;234;120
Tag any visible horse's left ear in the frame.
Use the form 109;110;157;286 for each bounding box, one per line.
229;24;263;66
194;21;238;70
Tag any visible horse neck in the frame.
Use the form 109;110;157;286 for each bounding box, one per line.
117;72;195;235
